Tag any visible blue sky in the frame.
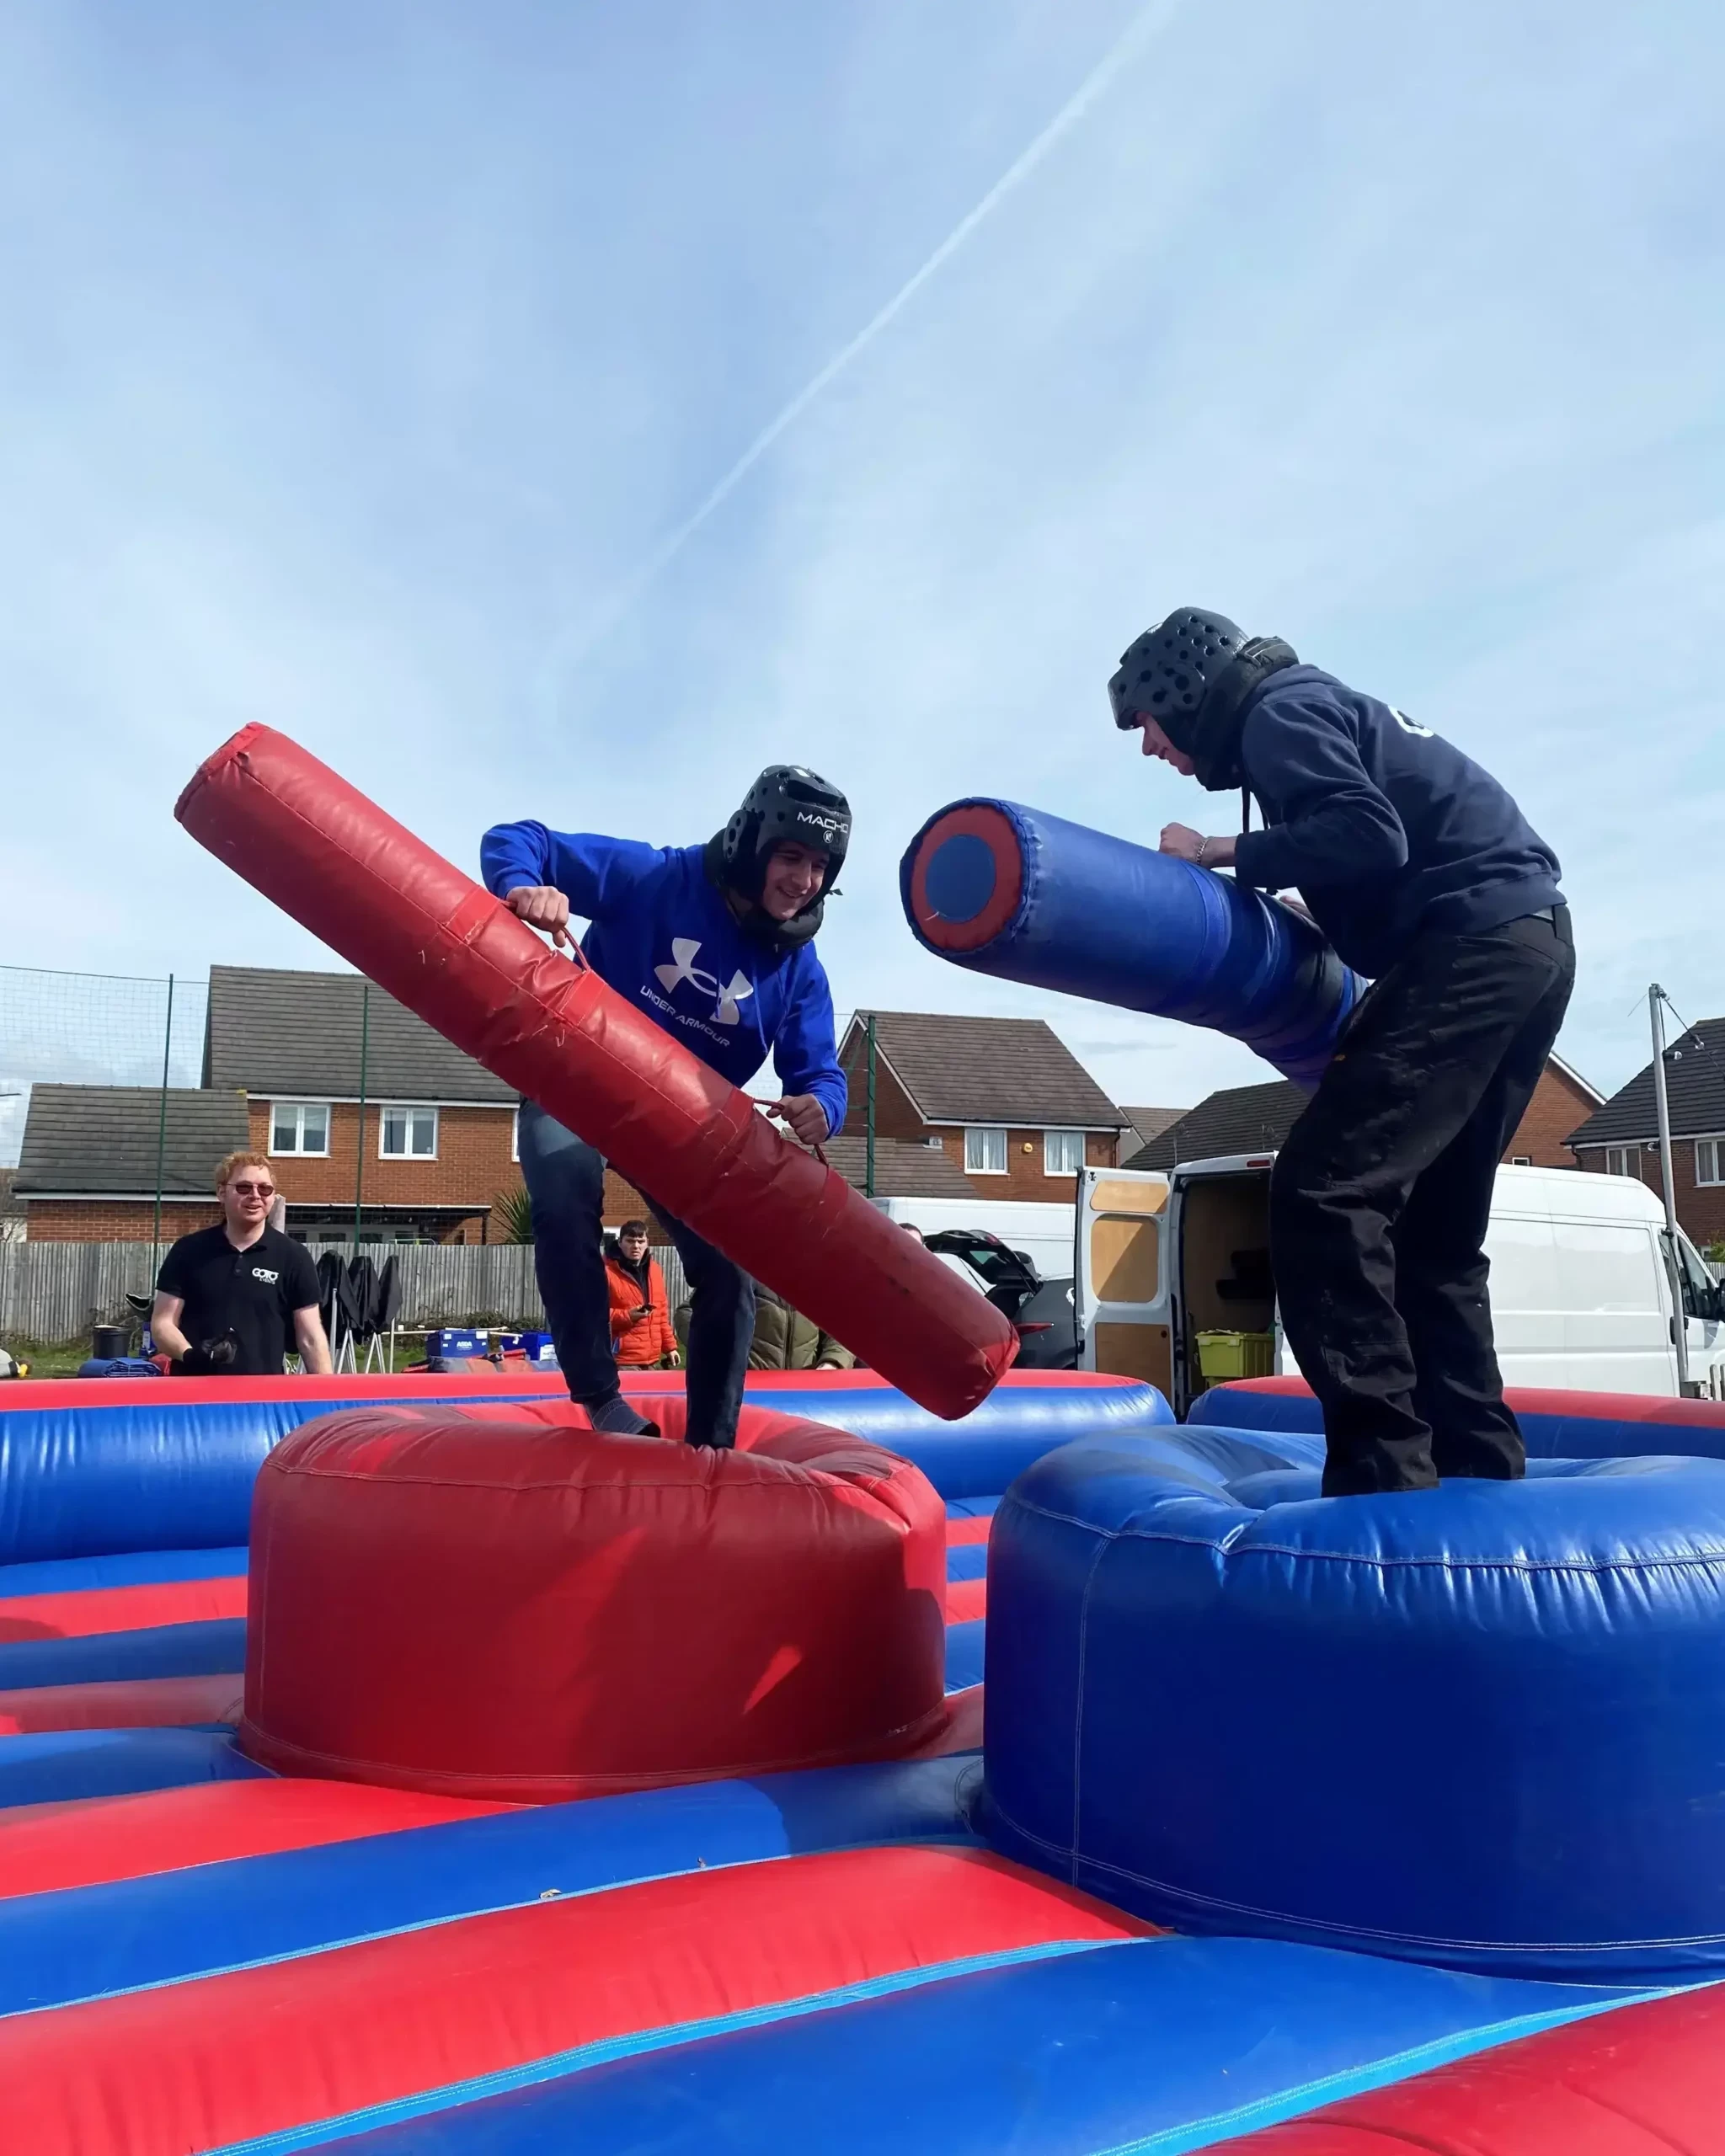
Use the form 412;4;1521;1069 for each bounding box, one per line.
2;0;1720;1162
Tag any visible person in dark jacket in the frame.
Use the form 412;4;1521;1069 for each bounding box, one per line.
1110;608;1574;1497
673;1283;856;1372
481;766;850;1448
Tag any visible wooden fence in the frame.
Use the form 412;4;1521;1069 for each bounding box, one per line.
0;1238;690;1345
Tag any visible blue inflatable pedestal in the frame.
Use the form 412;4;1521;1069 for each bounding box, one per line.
900;798;1363;1086
979;1424;1725;1982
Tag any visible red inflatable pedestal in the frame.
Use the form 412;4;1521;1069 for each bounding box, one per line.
240;1402;950;1800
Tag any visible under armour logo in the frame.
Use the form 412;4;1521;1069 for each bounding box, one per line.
654;938;755;1025
1391;707;1434;738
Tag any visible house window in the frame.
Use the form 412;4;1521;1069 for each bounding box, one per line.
380;1105;438;1160
1604;1145;1638;1177
1509;1155;1532;1166
964;1128;1007;1176
1044;1129;1086;1176
1698;1139;1724;1187
270;1102;330;1156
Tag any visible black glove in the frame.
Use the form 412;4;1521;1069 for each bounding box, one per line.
178;1332;240;1376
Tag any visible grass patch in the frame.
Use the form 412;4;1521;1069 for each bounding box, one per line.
4;1338;98;1379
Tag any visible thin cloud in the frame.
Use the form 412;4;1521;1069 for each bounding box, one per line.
533;0;1186;707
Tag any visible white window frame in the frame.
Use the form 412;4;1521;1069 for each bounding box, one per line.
511;1105;521;1162
1509;1155;1532;1166
1604;1145;1638;1177
964;1127;1007;1176
1044;1129;1086;1176
269;1101;330;1157
378;1103;439;1161
1697;1137;1724;1187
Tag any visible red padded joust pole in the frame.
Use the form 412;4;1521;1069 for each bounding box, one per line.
175;726;1016;1418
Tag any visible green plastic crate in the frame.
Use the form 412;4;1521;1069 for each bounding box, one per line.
1194;1330;1277;1380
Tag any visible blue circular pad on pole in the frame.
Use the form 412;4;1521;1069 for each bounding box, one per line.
923;834;998;924
901;798;1363;1086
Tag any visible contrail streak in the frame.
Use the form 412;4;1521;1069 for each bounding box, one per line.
540;0;1184;693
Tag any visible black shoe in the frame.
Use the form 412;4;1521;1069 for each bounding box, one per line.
583;1393;660;1437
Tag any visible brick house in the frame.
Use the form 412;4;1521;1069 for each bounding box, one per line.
202;967;526;1242
1128;1056;1603;1174
836;1011;1130;1200
1501;1055;1605;1168
14;1086;249;1242
18;974;1135;1241
1567;1017;1725;1251
17;967;647;1243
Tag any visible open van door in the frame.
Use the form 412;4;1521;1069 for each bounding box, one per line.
1076;1166;1174;1396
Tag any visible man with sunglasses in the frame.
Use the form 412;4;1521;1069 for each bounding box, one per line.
152;1150;332;1376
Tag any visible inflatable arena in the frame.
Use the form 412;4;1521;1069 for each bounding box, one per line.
6;1369;1725;2153
5;727;1723;2153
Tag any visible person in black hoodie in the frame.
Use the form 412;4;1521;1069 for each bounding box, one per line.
1109;608;1574;1497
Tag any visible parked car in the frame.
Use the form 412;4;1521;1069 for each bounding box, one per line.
868;1195;1077;1284
925;1228;1077;1371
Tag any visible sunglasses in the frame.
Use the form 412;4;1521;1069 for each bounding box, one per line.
228;1181;276;1197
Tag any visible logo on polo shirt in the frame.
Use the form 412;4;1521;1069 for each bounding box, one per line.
251;1267;280;1283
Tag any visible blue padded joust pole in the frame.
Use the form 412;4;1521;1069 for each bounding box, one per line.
900;798;1364;1088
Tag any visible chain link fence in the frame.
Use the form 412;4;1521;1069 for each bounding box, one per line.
0;958;762;1347
1;963;213;1267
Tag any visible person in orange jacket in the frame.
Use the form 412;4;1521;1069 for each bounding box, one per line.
604;1220;680;1369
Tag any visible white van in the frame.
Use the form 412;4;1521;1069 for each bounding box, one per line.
1076;1158;1725;1414
868;1196;1076;1286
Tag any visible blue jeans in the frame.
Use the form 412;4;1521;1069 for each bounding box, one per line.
515;1100;756;1448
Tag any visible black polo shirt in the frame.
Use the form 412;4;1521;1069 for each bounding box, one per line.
156;1225;322;1376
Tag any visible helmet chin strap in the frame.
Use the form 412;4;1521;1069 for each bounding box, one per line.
703;832;826;951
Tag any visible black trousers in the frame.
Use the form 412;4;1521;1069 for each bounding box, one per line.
1271;909;1575;1497
515;1100;756;1449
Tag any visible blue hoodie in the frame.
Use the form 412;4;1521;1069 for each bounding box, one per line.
479;821;846;1138
1230;667;1562;979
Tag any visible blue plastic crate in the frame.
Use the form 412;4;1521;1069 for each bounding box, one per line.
424;1328;486;1358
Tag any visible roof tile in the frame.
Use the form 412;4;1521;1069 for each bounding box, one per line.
205;967;515;1103
1126;1080;1306;1169
1119;1104;1187;1150
18;1086;250;1195
820;1133;979;1198
1566;1022;1725;1148
841;1011;1124;1129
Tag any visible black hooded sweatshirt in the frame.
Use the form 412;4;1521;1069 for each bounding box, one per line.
1230;667;1562;979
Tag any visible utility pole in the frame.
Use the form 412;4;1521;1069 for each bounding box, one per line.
150;974;174;1285
865;1015;877;1198
1649;984;1697;1396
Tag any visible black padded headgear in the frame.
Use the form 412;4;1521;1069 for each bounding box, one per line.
1108;606;1299;792
707;765;851;950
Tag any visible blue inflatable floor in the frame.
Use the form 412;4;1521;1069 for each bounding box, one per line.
259;1934;1655;2155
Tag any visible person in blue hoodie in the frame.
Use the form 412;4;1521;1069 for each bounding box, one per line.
1109;609;1573;1497
481;767;850;1448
